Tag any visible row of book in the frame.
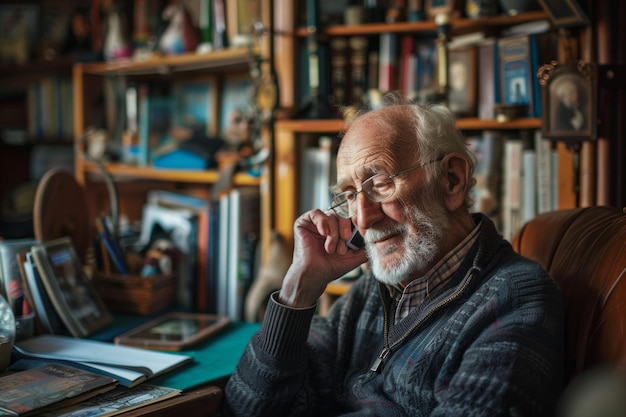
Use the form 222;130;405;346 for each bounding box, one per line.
0;236;114;340
26;77;73;140
298;129;561;243
470;129;560;242
112;74;250;168
301;22;556;119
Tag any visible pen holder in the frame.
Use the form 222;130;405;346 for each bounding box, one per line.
92;272;177;315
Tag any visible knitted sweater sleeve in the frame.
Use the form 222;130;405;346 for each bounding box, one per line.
223;282;367;417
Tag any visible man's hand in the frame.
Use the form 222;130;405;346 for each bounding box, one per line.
278;209;367;308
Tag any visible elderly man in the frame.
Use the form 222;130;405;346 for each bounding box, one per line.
224;94;565;417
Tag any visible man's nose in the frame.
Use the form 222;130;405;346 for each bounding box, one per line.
354;193;384;229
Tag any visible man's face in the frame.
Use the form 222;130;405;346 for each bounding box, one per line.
336;110;449;286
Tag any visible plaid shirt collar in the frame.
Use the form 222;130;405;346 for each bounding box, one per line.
387;220;481;324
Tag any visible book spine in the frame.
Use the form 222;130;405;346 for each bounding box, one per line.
534;130;553;214
478;40;496;119
497;35;532;114
378;33;397;93
521;149;537;223
329;37;348;108
348;36;368;105
399;35;416;98
502;138;523;241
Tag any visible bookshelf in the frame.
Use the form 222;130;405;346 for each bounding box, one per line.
270;3;554;251
67;0;276;227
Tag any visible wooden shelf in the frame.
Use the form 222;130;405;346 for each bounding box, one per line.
75;48;255;76
83;161;261;186
275;117;541;134
296;11;548;37
457;118;541;130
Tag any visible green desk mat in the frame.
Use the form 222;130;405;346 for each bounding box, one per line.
93;313;261;391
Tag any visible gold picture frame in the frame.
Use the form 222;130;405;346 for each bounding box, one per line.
538;60;596;144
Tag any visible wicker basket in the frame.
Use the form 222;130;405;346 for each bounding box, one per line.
92;272;176;315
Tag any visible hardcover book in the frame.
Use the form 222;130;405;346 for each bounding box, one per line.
0;363;117;416
497;35;533;116
22;251;69;336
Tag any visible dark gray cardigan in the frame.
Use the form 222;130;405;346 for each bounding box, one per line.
224;214;565;417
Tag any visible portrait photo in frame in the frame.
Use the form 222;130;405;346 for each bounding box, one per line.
226;0;265;47
537;60;596;143
447;47;477;117
537;0;589;28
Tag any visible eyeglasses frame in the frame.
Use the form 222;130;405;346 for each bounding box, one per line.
328;156;444;217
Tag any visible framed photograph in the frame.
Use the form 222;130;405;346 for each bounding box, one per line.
447;47;477;117
172;76;218;138
219;74;252;143
538;0;589;28
114;312;231;351
537;60;596;143
425;0;460;20
226;0;265;47
30;237;113;338
0;4;39;64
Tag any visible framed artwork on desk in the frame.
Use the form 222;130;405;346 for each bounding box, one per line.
537;60;596;144
30;237;113;338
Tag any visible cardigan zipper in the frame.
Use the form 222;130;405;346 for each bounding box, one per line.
370;271;476;373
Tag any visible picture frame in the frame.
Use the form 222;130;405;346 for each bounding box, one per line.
226;0;265;47
537;0;589;28
447;47;477;117
30;237;113;338
219;74;252;142
172;76;218;138
114;312;231;351
0;4;39;64
425;0;460;20
537;60;596;143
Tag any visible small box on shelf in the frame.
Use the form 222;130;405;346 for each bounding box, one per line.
92;272;176;316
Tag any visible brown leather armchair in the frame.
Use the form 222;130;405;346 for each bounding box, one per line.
511;206;626;383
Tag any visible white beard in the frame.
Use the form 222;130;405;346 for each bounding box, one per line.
366;201;448;286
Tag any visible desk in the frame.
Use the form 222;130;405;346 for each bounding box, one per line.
114;320;260;415
92;315;261;391
24;319;260;416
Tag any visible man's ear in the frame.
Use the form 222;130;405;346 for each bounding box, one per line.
441;153;470;210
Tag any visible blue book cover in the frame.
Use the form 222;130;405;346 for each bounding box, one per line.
498;35;533;115
529;35;541;117
172;81;214;136
138;95;173;167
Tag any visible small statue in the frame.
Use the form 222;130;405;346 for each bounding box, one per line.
158;2;200;55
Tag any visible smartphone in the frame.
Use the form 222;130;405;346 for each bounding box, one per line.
346;224;365;250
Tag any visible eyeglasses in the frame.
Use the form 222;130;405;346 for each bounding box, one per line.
329;157;443;219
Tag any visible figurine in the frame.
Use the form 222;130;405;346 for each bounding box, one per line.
158;2;200;55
